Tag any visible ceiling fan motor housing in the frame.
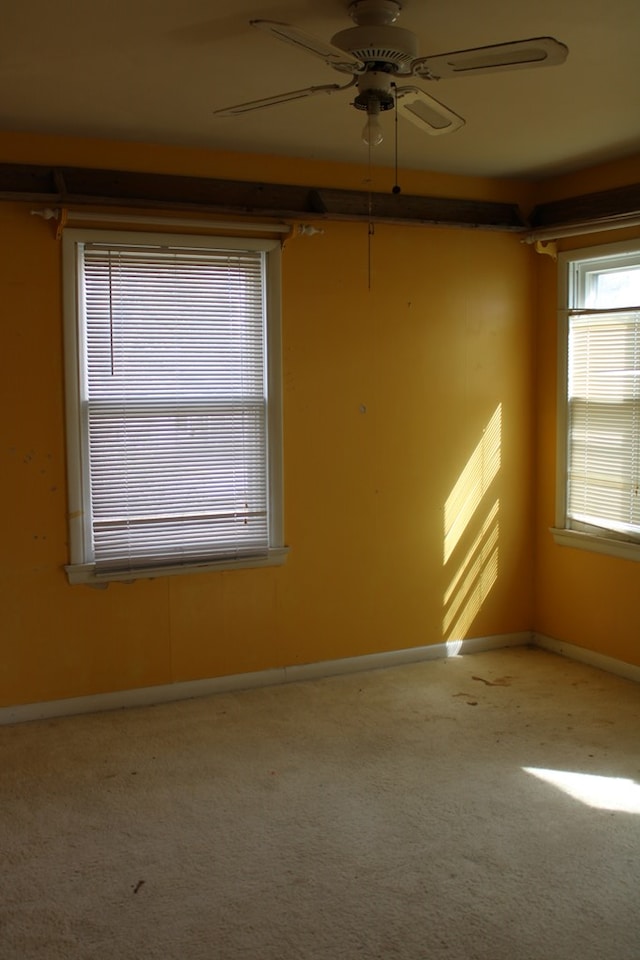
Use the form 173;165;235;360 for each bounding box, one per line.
331;25;418;73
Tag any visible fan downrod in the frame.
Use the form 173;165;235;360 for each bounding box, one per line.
348;1;402;26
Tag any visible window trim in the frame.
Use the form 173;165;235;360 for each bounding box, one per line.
62;227;287;585
552;237;640;562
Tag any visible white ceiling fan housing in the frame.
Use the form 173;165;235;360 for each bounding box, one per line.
330;25;418;74
213;0;568;143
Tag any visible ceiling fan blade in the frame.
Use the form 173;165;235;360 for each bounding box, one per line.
251;19;364;72
412;36;568;79
213;80;355;117
395;86;465;136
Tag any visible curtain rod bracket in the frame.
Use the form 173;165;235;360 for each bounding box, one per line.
534;239;557;260
30;206;68;239
30;207;59;220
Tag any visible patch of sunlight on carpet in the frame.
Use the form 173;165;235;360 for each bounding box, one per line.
524;767;640;814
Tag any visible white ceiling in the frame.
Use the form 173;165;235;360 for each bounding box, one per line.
1;0;639;180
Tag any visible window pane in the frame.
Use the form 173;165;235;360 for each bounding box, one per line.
585;265;640;308
566;257;640;539
80;242;270;572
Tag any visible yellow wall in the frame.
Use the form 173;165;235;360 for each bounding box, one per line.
533;156;640;668
0;132;537;707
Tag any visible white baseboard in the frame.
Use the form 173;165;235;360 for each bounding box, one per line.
0;631;530;726
284;631;529;683
534;633;640;684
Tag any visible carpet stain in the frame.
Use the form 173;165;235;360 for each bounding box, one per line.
453;692;479;706
472;675;513;686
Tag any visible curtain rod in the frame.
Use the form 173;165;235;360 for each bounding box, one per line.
522;212;640;244
31;207;292;235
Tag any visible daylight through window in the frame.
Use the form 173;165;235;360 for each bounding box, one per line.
555;240;640;556
63;229;285;584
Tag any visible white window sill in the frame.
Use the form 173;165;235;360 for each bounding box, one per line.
65;547;289;586
550;527;640;562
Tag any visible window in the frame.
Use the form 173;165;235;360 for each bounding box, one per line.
553;240;640;560
63;228;286;584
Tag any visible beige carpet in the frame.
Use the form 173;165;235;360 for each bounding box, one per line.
1;646;639;960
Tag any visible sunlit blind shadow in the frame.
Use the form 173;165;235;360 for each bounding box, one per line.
443;404;502;645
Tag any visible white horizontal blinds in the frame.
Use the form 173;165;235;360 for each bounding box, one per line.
568;312;640;534
567;254;640;537
82;242;268;572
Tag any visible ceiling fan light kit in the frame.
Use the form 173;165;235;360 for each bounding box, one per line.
214;0;568;149
361;99;384;146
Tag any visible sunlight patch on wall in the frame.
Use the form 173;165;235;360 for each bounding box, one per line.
443;502;500;639
444;499;500;609
524;767;640;814
442;405;502;644
443;404;502;565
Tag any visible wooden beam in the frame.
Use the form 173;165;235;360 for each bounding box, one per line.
313;187;524;229
530;182;640;229
0;162;525;231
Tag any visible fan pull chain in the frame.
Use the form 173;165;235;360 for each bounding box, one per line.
392;83;401;195
367;136;374;291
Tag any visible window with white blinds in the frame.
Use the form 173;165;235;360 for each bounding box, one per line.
556;241;640;555
63;229;286;584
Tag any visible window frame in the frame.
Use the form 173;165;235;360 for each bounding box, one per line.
552;237;640;562
62;227;287;585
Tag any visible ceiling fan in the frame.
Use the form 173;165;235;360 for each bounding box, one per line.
212;0;569;146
